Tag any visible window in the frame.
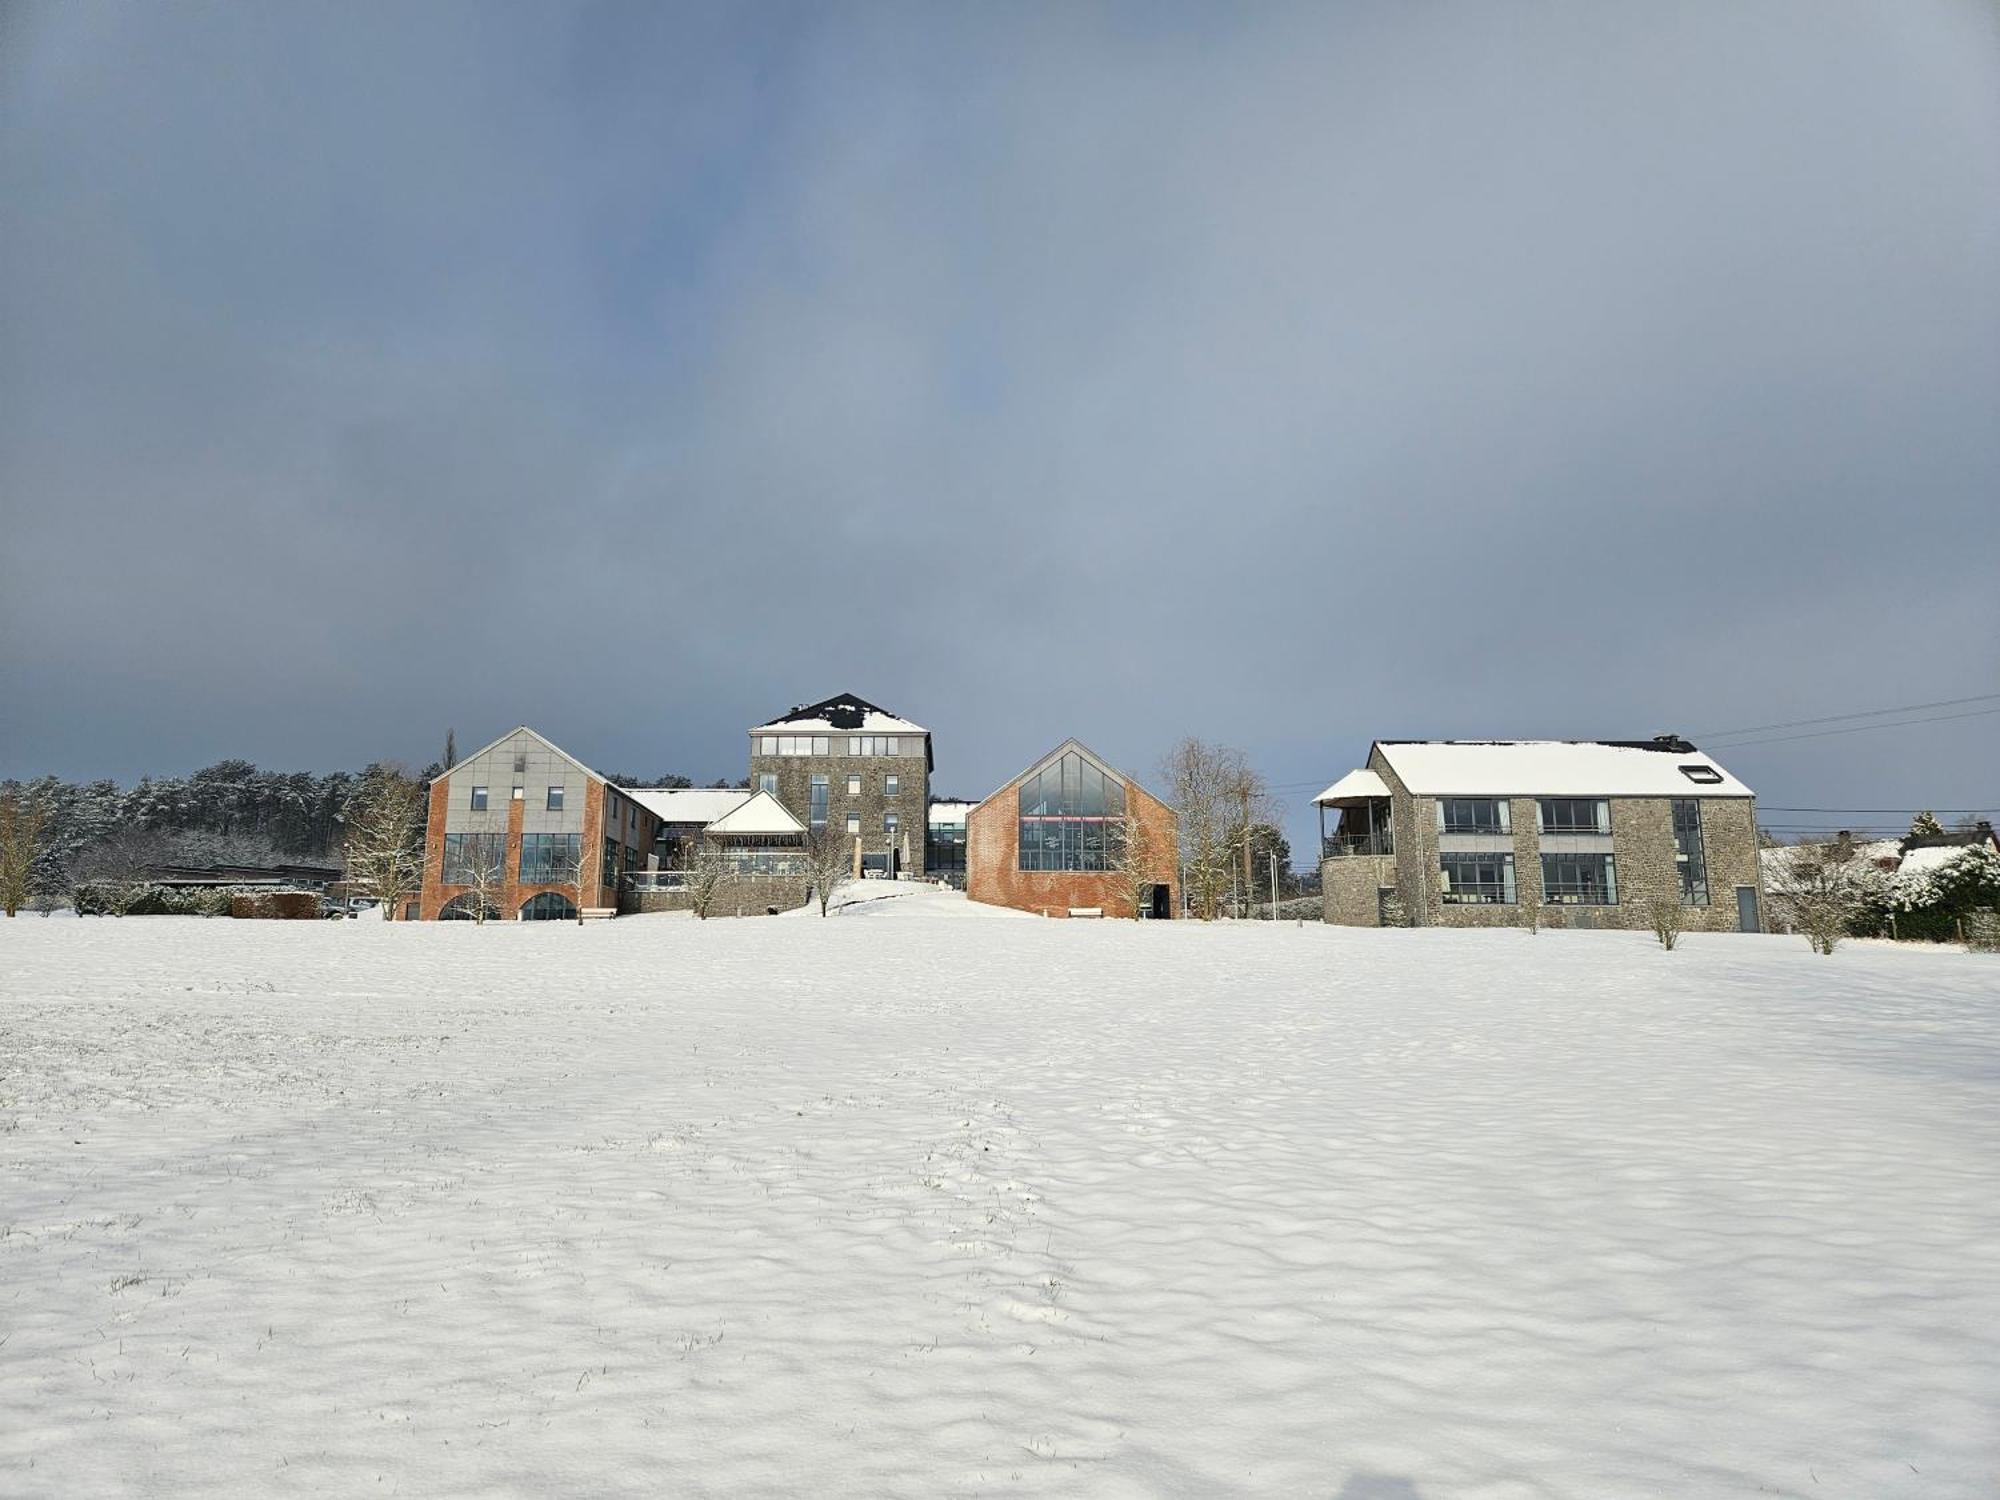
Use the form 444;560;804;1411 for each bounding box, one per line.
1672;800;1710;906
1018;751;1125;871
809;775;828;830
546;785;564;811
1437;798;1508;834
885;774;899;797
847;735;901;756
1440;851;1515;904
847;773;861;795
519;892;577;922
762;735;829;756
519;832;581;884
511;785;523;801
1541;853;1617;905
1538;798;1609;835
761;736;777;756
469;785;488;811
885;812;899;839
602;837;621;892
846;813;860;834
513;753;527;773
442;832;507;883
1679;765;1723;785
758;772;778;795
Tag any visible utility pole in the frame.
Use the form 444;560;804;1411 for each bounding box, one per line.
1270;853;1279;920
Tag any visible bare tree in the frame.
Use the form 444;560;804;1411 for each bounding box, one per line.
560;837;594;926
1648;894;1685;951
341;766;425;921
1105;806;1167;919
1160;738;1237;921
684;839;730;920
1222;757;1277;918
802;825;853;916
451;837;508;925
0;788;47;917
1766;843;1868;956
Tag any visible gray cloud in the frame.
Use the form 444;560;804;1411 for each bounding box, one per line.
4;0;1997;851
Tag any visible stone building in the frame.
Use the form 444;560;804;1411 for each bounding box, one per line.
1315;738;1764;932
966;739;1178;918
418;727;664;921
748;693;931;878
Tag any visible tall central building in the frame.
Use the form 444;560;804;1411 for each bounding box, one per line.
747;693;933;877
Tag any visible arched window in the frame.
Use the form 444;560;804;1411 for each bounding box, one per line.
439;893;500;922
1018;751;1125;871
519;892;578;922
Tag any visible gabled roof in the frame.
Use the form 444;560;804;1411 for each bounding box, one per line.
751;693;927;736
1371;740;1753;798
626;787;751;826
976;737;1171;811
443;726;606;785
704;790;806;837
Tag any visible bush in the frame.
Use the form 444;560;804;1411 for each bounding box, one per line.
1965;909;2000;954
229;892;320;920
71;882;310;917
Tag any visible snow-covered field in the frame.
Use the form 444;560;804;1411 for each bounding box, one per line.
4;888;1998;1498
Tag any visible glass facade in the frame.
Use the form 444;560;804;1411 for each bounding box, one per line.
1672;799;1710;906
1440;851;1515;904
1541;852;1618;904
1018;752;1125;872
519;832;581;884
1537;798;1609;835
442;832;507;883
761;735;831;756
1437;798;1509;834
847;736;900;756
928;819;967;886
520;892;578;921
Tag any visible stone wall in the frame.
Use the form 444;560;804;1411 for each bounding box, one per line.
748;737;929;876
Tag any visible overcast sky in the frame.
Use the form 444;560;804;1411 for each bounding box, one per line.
3;0;1997;852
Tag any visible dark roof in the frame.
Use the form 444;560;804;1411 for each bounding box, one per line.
765;692;897;731
1901;822;1999;856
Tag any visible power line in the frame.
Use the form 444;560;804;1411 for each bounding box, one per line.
1702;705;2000;751
1692;692;2000;742
1759;805;1998;814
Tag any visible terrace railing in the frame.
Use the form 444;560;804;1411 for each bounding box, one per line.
1323;832;1395;859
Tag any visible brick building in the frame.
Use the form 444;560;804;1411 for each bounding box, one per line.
417;727;663;921
966;739;1178;918
748;694;931;878
1315;738;1765;932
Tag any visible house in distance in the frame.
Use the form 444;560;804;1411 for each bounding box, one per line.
1315;737;1765;932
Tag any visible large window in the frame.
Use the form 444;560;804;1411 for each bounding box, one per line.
1672;799;1710;906
1018;752;1125;871
809;775;828;830
602;836;621;893
520;892;578;921
1440;851;1515;904
928;819;967;886
847;736;900;757
760;735;830;757
519;832;581;884
1437;798;1509;834
1538;798;1609;835
1541;853;1617;904
442;832;507;883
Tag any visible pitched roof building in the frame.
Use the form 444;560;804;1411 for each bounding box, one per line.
1315;737;1764;931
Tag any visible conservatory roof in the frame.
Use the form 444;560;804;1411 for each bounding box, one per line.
1314;769;1391;805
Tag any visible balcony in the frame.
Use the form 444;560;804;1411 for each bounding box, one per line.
1323;831;1395;859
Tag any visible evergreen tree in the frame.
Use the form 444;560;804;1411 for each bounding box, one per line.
1909;810;1945;839
443;728;458;770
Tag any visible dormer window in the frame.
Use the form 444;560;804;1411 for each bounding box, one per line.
1679;765;1723;785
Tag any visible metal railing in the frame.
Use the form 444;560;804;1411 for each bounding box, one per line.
1323;833;1395;858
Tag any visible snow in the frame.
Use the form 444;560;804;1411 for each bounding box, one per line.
701;790;805;837
1314;768;1391;804
1375;741;1753;798
927;800;978;827
4;903;1998;1496
623;787;750;826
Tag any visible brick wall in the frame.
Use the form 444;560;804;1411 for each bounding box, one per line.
966;778;1179;918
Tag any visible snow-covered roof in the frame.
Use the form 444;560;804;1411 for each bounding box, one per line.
927;800;977;826
1314;769;1391;804
1895;844;1962;877
1374;740;1753;798
704;790;806;837
626;788;750;826
751;693;926;736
